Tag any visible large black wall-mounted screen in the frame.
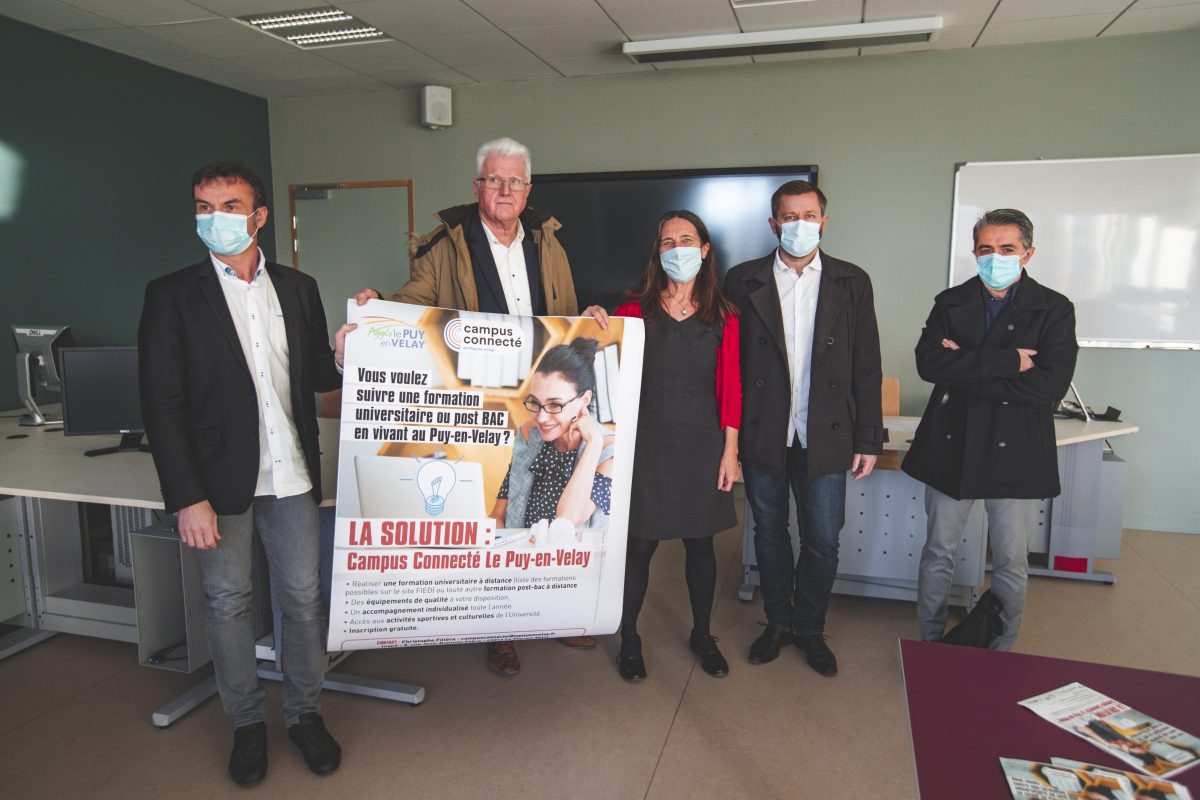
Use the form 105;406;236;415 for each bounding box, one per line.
531;165;817;310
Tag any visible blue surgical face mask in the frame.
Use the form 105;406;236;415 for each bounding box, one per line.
196;210;258;256
778;219;821;258
975;252;1025;291
659;246;703;282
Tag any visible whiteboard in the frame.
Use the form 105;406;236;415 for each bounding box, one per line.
950;154;1200;349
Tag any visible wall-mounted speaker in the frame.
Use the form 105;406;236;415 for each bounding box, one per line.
421;85;452;129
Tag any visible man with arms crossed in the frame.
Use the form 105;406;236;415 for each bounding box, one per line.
905;208;1077;651
352;137;588;677
140;161;351;787
724;180;884;676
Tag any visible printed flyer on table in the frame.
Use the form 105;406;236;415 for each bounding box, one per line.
328;299;644;651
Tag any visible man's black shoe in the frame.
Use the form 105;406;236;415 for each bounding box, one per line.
287;712;342;776
228;722;268;787
617;636;647;682
794;633;838;676
689;634;729;677
748;624;793;665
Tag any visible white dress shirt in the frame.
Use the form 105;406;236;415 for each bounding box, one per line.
773;248;823;448
210;250;312;499
482;218;533;316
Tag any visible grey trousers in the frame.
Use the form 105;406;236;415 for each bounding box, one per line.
196;492;327;727
916;486;1039;652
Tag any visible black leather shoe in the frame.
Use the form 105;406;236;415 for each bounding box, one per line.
228;722;268;787
689;634;729;677
617;636;647;682
794;633;838;676
287;712;342;776
748;624;793;665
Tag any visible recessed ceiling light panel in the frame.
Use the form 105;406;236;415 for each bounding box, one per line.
238;5;391;49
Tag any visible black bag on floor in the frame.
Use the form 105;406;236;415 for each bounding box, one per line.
940;589;1004;648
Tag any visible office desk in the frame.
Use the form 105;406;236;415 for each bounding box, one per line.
739;416;1139;606
0;411;423;725
900;639;1200;798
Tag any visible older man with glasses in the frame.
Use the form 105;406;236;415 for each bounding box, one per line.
355;136;578;318
353;137;586;676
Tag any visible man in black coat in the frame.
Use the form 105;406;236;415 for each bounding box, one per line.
723;180;884;676
139;161;351;786
903;208;1078;651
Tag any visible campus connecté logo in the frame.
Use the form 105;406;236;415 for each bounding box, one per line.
443;318;524;353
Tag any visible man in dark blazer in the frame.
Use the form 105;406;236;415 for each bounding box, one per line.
724;180;884;676
904;208;1077;651
139;161;351;787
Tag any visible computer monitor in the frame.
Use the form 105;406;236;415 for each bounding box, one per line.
11;324;72;426
59;346;150;457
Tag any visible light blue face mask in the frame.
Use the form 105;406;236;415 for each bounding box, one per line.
976;252;1025;291
196;210;258;256
778;219;821;258
659;246;703;282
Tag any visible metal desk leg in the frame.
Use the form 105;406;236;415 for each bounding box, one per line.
152;671;219;728
0;628;56;660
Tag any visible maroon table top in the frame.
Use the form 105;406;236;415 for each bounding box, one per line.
899;639;1200;798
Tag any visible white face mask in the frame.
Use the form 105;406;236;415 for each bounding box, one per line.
659;246;703;282
196;210;257;256
778;219;821;258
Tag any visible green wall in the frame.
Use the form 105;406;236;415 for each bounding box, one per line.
0;16;274;410
268;30;1200;533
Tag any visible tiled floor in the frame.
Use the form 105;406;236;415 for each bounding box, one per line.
1;514;1197;799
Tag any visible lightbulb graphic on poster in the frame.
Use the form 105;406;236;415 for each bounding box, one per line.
329;299;644;651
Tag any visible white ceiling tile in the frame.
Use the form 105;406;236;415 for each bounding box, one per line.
188;0;329;14
734;0;864;33
375;67;475;88
653;54;754;69
616;11;741;39
505;18;627;58
309;40;442;72
752;46;859;61
62;0;218;26
229;50;358;79
863;0;994;27
542;54;653;76
341;0;496;39
866;23;980;53
992;0;1130;23
232;78;316;97
598;0;735;18
162;55;275;84
413;29;536;64
452;59;561;82
464;0;609;28
0;0;118;31
975;13;1115;46
1102;3;1200;35
136;17;296;58
292;72;393;93
64;25;204;64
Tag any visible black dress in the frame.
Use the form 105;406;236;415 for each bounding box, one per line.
628;314;737;540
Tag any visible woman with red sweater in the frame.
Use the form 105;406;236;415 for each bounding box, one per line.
587;209;742;681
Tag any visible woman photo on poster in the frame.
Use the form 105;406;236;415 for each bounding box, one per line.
483;337;616;676
585;209;742;682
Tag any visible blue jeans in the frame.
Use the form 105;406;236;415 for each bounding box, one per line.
742;444;847;636
196;493;327;727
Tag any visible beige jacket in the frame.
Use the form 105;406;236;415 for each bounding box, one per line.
387;203;579;315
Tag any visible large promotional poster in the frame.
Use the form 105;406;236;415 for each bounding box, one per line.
328;300;644;651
